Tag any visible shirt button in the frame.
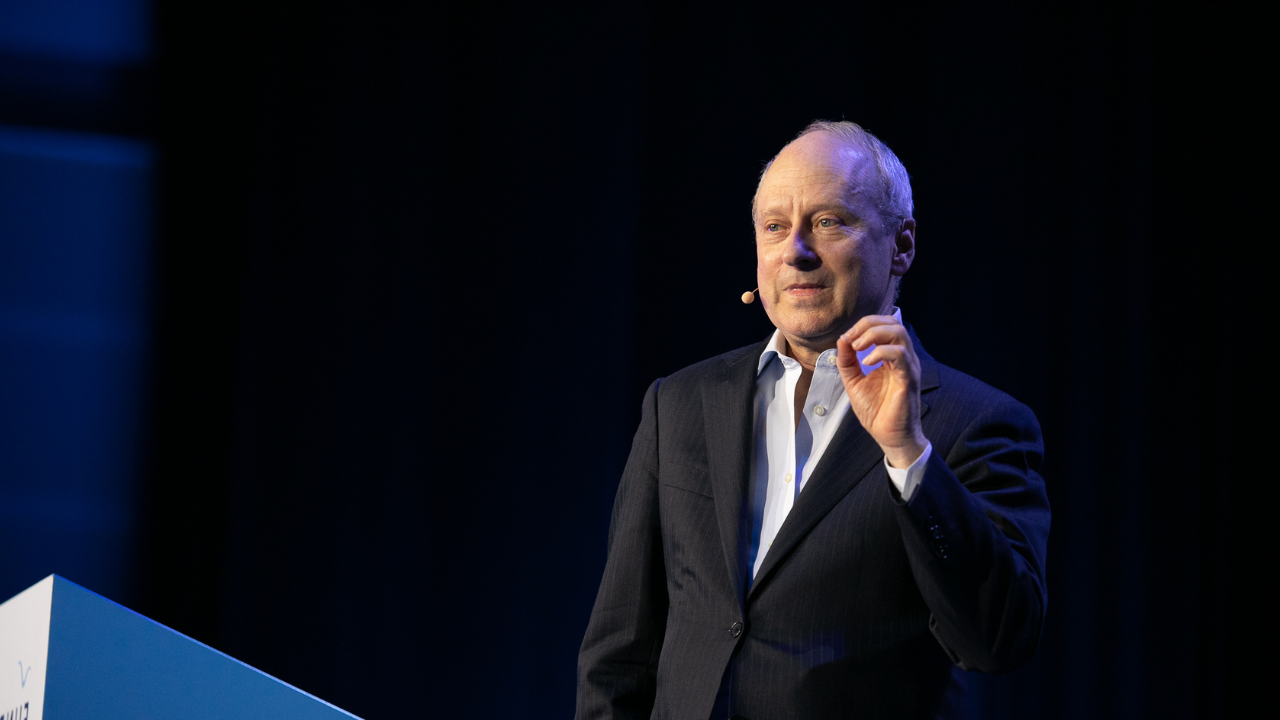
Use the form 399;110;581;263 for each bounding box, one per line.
730;622;743;637
827;355;837;365
814;405;826;416
784;472;792;483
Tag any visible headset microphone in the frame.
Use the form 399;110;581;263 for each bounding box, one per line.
741;288;759;304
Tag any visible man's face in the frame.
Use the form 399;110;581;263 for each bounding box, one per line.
754;132;908;351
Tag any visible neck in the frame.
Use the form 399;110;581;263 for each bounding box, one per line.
779;303;897;370
782;337;831;371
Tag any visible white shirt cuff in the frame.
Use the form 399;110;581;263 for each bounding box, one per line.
884;441;932;501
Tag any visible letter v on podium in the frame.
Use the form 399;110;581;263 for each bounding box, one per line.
0;575;362;720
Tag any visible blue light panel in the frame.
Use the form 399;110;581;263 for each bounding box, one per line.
0;125;154;604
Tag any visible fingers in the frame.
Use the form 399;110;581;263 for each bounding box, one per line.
857;342;912;371
846;314;900;336
837;315;918;378
844;316;909;352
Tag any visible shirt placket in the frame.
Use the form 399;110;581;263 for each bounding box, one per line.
777;358;801;526
799;350;841;491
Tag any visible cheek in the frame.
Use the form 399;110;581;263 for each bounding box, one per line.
755;256;777;314
832;246;869;277
756;256;783;296
755;249;773;279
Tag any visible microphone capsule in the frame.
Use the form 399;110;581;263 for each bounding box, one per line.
741;289;757;304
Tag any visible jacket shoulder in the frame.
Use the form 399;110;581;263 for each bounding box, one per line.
926;360;1042;441
931;361;1020;406
654;340;766;398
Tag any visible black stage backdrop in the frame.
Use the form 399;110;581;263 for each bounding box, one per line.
138;1;1263;718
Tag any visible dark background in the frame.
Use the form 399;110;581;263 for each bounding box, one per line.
1;0;1265;717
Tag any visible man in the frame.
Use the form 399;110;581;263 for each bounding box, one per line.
577;121;1050;719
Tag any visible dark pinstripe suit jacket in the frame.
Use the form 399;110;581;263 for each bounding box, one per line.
577;329;1050;720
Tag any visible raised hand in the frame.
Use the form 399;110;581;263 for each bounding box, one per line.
836;315;928;468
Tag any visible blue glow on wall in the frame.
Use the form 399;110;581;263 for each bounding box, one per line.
0;0;152;64
0;125;154;603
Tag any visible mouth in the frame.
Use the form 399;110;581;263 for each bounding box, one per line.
783;282;827;297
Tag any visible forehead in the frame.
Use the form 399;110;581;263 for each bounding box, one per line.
756;134;875;212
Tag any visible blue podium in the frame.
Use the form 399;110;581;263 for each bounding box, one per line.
1;575;361;720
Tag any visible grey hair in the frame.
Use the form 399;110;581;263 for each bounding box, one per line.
752;120;914;233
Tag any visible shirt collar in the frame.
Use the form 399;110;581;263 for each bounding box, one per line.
757;307;905;377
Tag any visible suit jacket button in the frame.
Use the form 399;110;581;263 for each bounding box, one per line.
730;621;743;637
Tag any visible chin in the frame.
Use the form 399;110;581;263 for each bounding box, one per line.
777;317;843;344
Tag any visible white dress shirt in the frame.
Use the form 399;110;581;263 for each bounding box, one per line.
746;308;933;581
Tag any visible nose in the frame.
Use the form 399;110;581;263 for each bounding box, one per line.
782;229;819;268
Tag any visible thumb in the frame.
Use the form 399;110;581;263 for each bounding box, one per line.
836;332;866;386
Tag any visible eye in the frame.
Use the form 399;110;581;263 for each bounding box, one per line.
765;223;782;232
818;218;841;228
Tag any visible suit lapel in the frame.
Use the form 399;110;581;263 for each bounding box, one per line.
746;323;942;601
908;323;940;397
746;412;883;601
703;339;768;610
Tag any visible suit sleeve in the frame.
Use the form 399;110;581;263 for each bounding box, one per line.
576;379;669;719
892;399;1050;673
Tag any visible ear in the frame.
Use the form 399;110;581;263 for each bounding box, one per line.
890;217;915;277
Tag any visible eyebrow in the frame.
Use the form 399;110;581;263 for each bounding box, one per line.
756;200;859;219
809;201;859;215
